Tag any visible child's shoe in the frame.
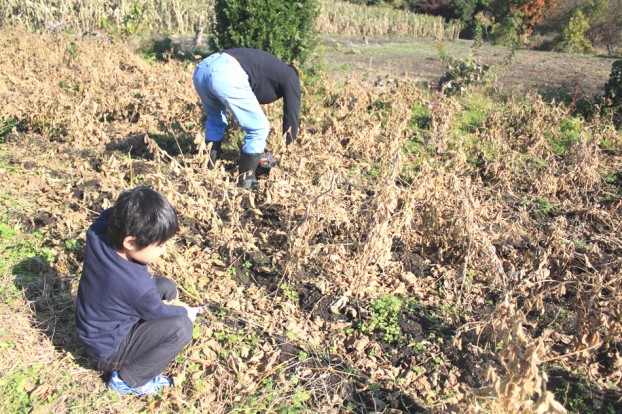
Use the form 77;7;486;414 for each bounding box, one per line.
107;371;173;395
152;374;174;388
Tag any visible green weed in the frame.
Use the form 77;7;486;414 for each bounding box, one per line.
572;240;589;250
363;162;382;180
0;117;17;142
360;295;404;342
0;221;17;240
141;52;158;66
66;42;78;60
214;329;259;358
567;393;593;414
549;118;585;155
230;376;310;413
0;338;16;352
1;210;53;292
279;283;299;302
122;0;149;35
520;196;555;213
63;238;80;251
0;364;59;412
437;42;492;95
453;95;493;135
535;197;554;213
410;103;431;130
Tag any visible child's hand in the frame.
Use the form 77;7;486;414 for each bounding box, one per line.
184;306;203;322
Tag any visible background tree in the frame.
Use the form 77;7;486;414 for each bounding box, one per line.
560;8;591;53
579;0;622;55
209;0;319;65
410;0;456;17
605;59;622;125
453;0;491;37
512;0;555;35
489;0;556;45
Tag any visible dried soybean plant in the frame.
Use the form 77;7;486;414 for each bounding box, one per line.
350;102;411;298
467;296;567;414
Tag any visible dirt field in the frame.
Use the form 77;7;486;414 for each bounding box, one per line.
320;36;619;99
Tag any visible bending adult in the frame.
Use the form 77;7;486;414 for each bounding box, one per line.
193;48;301;188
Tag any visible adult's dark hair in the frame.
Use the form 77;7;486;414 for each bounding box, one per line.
106;187;179;251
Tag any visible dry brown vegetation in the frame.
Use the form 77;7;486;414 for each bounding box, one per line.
1;29;622;413
315;0;462;39
0;0;462;40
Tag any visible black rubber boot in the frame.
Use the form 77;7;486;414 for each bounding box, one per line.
237;152;262;189
256;152;275;179
208;141;222;169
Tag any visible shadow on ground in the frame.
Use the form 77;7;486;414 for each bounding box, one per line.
12;256;87;367
548;367;622;413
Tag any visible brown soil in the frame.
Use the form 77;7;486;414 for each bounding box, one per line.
321;37;618;99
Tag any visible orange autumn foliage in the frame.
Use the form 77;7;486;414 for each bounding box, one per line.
511;0;557;34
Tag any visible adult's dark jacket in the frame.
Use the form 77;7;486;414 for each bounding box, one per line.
75;209;186;360
223;48;301;144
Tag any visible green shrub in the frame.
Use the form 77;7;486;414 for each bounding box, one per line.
605;60;622;125
552;118;584;155
605;60;622;105
210;0;319;65
0;117;16;143
451;0;491;38
491;14;522;47
437;43;492;95
452;0;480;23
546;0;621;54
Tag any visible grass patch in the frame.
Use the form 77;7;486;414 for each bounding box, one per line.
0;364;57;412
452;94;494;135
0;117;17;142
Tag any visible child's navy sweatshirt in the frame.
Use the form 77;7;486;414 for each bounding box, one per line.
75;209;186;360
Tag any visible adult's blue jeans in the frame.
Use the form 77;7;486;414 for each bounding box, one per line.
193;53;270;154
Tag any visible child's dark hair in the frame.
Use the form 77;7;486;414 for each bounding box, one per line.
106;186;179;251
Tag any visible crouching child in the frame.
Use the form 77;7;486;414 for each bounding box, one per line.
75;186;203;395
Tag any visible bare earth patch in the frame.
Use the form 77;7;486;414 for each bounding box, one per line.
320;36;618;99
